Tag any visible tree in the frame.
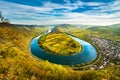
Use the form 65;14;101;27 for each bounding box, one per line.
4;18;9;23
0;11;10;23
1;17;4;22
0;12;2;22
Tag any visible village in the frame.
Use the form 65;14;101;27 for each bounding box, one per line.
90;36;120;70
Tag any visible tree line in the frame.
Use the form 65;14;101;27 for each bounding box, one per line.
0;12;10;23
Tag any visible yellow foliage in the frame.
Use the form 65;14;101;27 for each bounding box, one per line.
0;24;119;80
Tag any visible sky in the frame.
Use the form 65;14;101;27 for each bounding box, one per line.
0;0;120;25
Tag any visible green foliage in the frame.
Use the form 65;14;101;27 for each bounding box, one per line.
87;24;120;41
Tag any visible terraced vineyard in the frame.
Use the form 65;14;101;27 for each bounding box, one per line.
38;30;82;56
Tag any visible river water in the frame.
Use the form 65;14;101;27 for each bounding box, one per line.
30;33;97;65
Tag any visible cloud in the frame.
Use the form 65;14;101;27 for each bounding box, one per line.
0;0;120;25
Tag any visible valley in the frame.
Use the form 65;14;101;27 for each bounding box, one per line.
0;23;120;80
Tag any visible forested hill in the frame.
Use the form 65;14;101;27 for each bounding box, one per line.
87;24;120;36
51;24;78;32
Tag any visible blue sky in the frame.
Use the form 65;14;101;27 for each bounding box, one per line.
0;0;120;25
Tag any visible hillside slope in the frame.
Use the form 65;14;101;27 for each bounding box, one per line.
38;27;82;56
0;24;119;80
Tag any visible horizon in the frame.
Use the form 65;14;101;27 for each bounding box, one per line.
10;23;120;26
0;0;120;26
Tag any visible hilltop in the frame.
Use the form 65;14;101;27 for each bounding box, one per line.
38;26;82;56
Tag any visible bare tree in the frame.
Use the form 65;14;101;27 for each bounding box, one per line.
4;18;9;23
0;11;10;23
1;17;4;22
0;12;4;22
0;12;2;22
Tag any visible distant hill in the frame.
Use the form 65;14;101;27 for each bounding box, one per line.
87;24;120;36
51;24;80;32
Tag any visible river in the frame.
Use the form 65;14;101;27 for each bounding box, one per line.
30;28;97;65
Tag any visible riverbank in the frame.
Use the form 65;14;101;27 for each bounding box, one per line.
30;30;97;65
66;32;120;70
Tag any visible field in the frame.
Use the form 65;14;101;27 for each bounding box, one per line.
38;31;82;56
